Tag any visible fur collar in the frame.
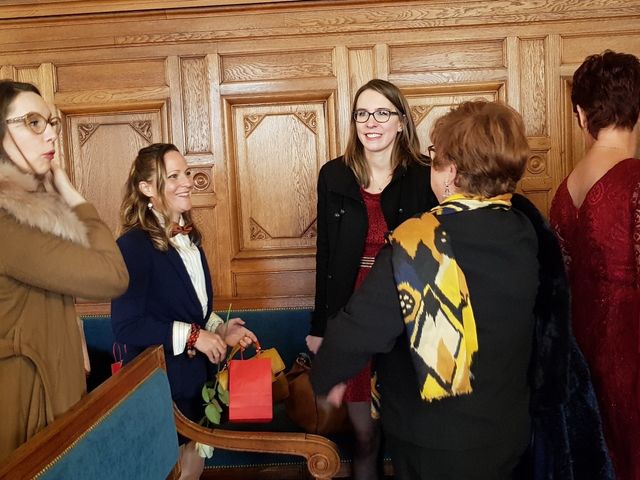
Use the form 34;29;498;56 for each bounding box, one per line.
0;162;89;246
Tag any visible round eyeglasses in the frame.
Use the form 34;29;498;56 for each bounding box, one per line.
5;112;62;136
352;109;400;123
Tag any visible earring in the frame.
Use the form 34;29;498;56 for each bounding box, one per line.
444;182;451;198
147;201;153;210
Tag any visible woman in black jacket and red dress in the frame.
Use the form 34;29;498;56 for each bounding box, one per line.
306;78;437;479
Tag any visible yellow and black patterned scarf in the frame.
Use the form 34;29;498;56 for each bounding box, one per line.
387;193;512;402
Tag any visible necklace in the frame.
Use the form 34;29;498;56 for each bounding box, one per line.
367;172;392;192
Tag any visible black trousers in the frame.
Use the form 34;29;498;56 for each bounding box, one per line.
387;434;526;480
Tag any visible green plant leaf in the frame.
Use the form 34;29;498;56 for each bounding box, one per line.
202;381;216;403
205;403;221;424
210;398;223;413
202;384;211;403
217;384;230;405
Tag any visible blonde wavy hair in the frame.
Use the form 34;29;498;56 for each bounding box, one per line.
119;143;201;251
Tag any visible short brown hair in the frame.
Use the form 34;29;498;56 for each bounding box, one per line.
571;50;640;139
430;101;530;197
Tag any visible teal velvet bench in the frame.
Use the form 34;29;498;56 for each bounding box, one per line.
79;309;343;479
0;346;181;480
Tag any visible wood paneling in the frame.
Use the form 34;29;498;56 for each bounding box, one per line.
66;110;164;232
562;33;640;66
57;60;166;92
180;56;212;155
389;40;505;74
2;0;640;311
221;50;334;83
230;100;328;254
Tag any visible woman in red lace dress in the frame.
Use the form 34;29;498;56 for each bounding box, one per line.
306;79;437;479
550;50;640;480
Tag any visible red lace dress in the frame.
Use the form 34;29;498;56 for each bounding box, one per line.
344;188;389;402
550;158;640;480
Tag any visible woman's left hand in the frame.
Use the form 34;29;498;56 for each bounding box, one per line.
47;159;86;208
218;318;258;348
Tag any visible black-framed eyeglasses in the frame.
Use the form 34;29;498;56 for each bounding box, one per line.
426;144;436;165
5;112;61;135
352;109;400;123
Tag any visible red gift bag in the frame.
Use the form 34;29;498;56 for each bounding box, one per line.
228;354;273;423
111;343;127;375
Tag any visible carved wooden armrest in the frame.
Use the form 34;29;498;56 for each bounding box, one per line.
173;406;340;479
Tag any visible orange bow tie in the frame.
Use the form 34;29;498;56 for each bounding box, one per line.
170;223;193;237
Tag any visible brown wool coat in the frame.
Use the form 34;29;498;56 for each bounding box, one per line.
0;163;129;462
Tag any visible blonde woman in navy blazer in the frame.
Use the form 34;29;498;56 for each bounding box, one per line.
111;143;257;480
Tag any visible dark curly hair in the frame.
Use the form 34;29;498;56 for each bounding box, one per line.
571;50;640;139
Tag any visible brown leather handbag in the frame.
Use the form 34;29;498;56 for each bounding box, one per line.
284;353;351;435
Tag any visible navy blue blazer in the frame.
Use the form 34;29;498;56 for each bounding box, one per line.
111;228;215;419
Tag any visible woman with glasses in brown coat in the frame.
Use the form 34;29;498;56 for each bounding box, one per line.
0;80;129;461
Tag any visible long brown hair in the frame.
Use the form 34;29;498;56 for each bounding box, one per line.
0;80;41;162
343;79;424;187
119;143;201;251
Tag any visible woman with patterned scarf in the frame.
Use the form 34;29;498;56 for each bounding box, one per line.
310;100;612;479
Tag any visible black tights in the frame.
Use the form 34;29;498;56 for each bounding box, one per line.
347;401;381;480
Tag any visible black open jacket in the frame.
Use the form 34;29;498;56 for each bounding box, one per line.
310;156;437;337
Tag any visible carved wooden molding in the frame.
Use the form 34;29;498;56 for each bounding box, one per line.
3;1;640;49
293;111;317;134
189;166;214;193
243;114;265;138
301;220;317;239
129;120;153;142
409;105;433;125
0;0;301;19
527;154;546;175
78;123;99;146
249;218;271;240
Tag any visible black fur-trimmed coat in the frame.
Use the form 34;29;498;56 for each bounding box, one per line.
512;195;615;480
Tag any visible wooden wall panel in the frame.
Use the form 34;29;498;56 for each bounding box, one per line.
562;33;640;66
2;0;640;311
389;40;505;74
519;38;547;136
56;60;166;92
66;111;163;232
230;101;326;253
221;50;334;83
180;56;212;155
407;88;501;156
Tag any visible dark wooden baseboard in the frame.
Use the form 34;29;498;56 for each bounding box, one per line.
202;459;395;479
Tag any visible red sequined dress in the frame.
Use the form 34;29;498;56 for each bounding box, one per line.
550;158;640;480
344;188;389;402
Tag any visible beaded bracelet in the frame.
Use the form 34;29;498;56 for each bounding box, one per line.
186;323;201;359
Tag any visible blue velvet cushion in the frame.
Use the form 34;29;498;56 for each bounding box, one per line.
38;370;179;480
